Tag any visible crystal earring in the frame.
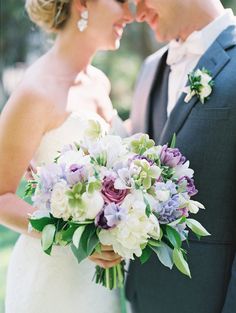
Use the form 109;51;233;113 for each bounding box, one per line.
77;10;89;32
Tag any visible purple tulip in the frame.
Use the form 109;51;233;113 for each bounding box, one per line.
102;176;128;204
178;176;198;196
132;155;155;166
160;145;186;168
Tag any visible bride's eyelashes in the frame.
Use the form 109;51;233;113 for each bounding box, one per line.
116;0;127;3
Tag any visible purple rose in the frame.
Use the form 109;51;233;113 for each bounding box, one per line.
160;145;186;168
95;203;127;229
66;164;87;185
102;176;128;204
178;176;198;196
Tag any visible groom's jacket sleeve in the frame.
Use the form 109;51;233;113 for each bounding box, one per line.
221;254;236;313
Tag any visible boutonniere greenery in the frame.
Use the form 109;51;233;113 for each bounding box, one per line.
183;68;214;104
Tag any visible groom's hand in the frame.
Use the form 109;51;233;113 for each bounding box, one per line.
89;245;122;269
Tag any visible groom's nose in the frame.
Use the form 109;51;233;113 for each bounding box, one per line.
123;2;135;24
135;1;149;22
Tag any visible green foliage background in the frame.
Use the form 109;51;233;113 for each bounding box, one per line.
0;1;235;312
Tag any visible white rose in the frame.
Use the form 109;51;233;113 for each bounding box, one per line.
81;191;104;220
51;181;71;221
200;84;212;103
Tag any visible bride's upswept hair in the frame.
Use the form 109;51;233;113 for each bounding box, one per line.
25;0;72;33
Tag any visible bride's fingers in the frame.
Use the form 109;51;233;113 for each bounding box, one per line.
89;257;122;269
90;251;121;261
101;245;114;251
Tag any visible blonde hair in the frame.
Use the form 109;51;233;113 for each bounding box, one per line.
25;0;72;32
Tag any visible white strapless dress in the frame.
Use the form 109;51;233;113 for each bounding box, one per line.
5;112;125;313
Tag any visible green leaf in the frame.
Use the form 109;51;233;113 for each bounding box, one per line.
148;239;161;247
87;230;100;256
29;217;55;232
166;225;182;249
186;219;210;237
41;224;56;254
150;242;173;269
173;248;191;277
140;246;152;264
72;226;86;248
61;226;77;242
169;133;176;148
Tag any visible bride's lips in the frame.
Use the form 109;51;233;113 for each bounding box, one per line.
113;24;125;38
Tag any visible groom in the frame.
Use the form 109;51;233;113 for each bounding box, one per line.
126;0;236;313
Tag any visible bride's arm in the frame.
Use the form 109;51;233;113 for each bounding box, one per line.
0;86;52;236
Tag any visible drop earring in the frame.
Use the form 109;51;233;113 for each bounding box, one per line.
77;10;89;32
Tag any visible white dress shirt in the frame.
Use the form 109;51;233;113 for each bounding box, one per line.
166;9;236;116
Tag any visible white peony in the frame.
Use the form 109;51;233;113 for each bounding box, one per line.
51;181;72;221
99;191;160;259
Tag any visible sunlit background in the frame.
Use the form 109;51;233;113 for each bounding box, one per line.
0;1;235;311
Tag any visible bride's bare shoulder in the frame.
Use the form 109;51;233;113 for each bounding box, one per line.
88;65;111;94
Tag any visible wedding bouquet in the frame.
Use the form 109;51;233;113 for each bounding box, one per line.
26;119;210;290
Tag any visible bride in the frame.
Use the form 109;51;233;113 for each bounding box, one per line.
0;0;133;312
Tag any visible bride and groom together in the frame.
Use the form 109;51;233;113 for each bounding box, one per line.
0;0;235;312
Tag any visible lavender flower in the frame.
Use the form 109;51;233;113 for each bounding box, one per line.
95;203;127;229
66;164;87;185
40;163;65;192
160;145;186;168
155;180;177;195
155;194;182;224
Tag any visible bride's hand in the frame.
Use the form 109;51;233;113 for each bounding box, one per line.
89;245;122;269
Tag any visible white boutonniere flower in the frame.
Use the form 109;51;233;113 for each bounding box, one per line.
183;68;214;104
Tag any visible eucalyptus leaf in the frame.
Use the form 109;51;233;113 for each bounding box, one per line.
186;219;210;237
166;225;182;249
169;133;176;148
150;242;173;269
173;248;191;278
72;226;86;248
29;217;55;232
140;246;152;264
41;224;56;253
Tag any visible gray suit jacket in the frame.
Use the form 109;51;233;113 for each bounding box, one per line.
127;25;236;313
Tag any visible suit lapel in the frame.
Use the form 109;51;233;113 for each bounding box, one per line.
131;48;168;133
159;29;234;145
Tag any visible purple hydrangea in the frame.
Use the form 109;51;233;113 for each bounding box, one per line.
178;176;198;196
95;203;127;229
155;180;177;195
155;194;183;224
160;145;186;168
66;164;87;185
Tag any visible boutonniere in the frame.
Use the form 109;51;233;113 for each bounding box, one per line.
183;68;214;104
